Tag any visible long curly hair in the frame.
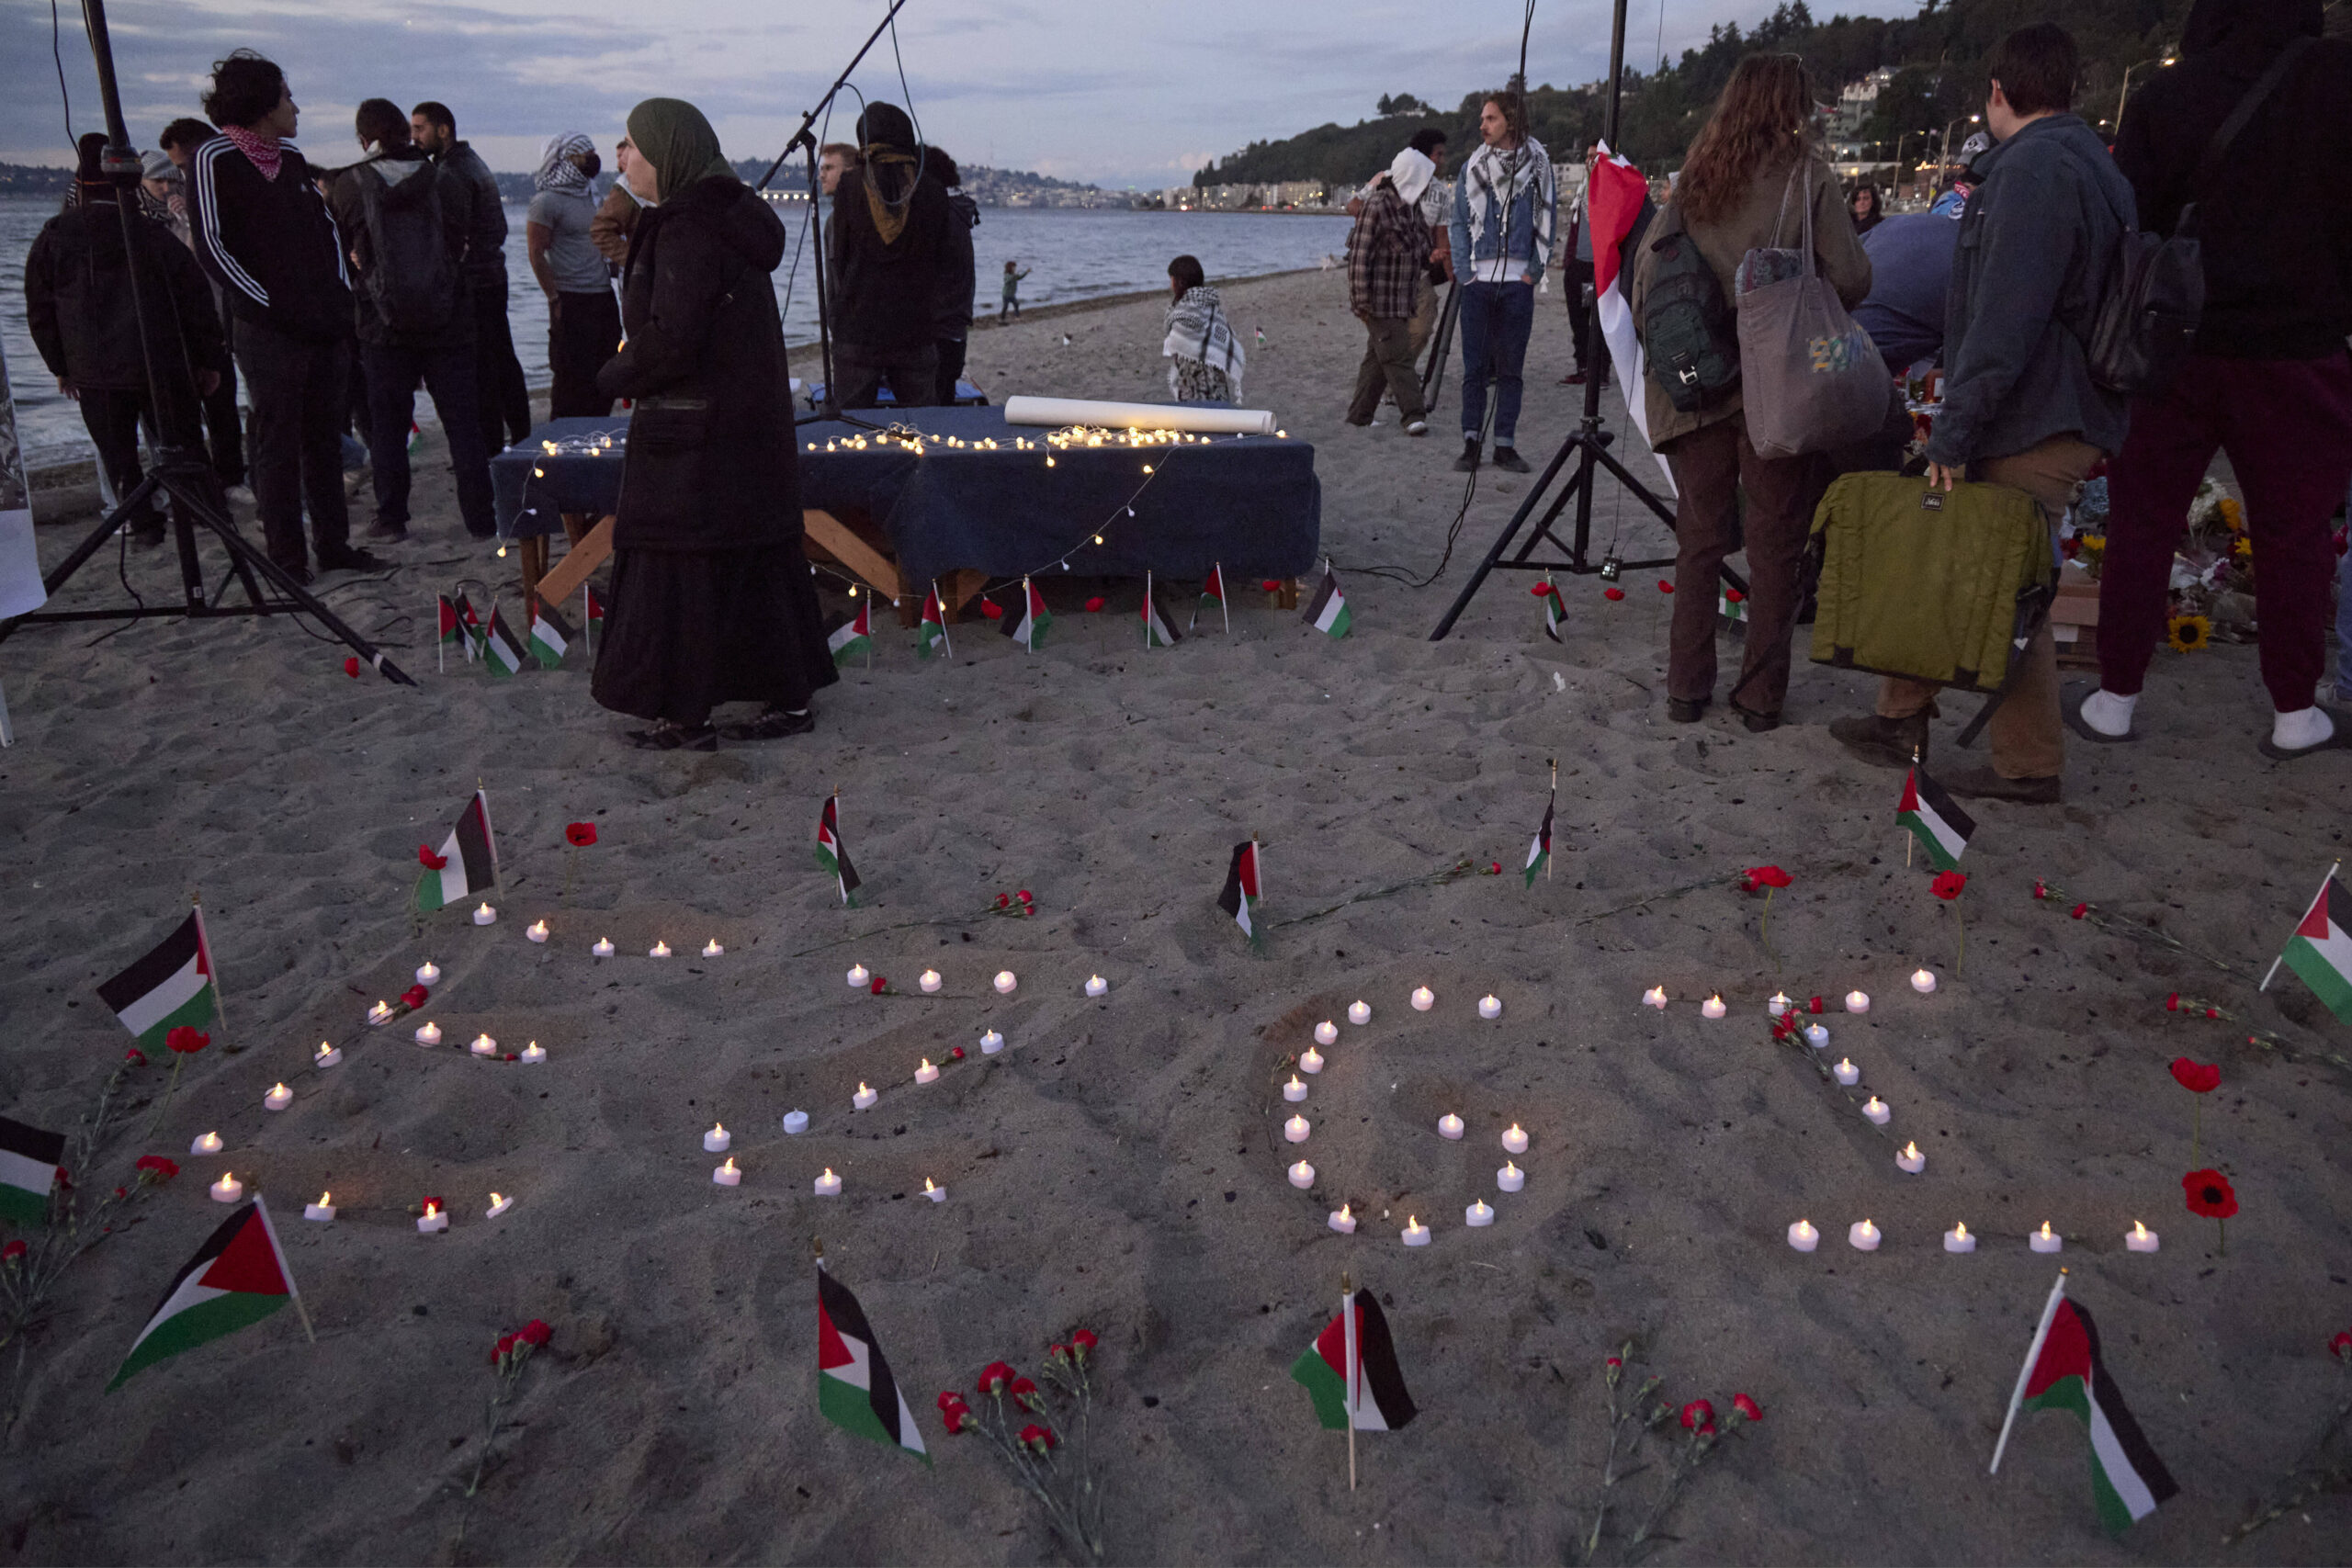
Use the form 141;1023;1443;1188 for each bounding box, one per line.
1675;54;1817;226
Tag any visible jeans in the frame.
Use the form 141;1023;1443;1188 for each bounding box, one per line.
236;316;351;570
1457;280;1534;446
362;338;497;536
833;341;938;409
1346;316;1427;424
549;289;621;419
470;270;533;451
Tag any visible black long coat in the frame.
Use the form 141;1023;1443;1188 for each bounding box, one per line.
596;178;799;553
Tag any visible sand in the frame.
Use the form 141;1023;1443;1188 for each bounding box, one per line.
2;265;2350;1565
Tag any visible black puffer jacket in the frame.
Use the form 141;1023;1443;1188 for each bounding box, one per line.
24;198;228;394
597;177;798;553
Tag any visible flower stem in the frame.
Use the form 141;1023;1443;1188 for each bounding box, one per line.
1760;886;1779;972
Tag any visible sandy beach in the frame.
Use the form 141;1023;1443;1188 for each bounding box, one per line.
2;265;2349;1564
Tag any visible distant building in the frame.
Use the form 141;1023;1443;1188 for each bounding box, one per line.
1830;67;1896;140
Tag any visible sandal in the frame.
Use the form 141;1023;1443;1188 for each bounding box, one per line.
625;720;718;752
719;706;815;741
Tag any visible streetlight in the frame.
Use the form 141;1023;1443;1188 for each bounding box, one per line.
1893;129;1921;194
2115;51;2177;132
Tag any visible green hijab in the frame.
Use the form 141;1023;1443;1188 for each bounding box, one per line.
625;97;735;203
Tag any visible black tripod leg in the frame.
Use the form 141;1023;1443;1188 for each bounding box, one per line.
1429;435;1583;641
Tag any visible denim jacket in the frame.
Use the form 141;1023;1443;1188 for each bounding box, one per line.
1449;138;1555;282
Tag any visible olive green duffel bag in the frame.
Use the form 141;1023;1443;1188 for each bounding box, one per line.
1807;472;2052;694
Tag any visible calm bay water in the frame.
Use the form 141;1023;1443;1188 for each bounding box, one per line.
0;197;1350;467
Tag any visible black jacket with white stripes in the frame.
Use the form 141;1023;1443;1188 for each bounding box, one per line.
189;134;352;342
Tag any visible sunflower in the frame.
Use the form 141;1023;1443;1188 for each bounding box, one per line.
2168;614;2212;653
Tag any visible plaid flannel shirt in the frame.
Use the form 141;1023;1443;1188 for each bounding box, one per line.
1348;180;1427;320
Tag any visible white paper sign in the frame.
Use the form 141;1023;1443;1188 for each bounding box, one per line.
0;337;47;620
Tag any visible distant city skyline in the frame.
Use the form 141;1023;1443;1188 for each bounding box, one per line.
3;0;1919;188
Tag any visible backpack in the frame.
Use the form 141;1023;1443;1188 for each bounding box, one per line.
2085;37;2312;396
1639;201;1738;412
354;159;458;337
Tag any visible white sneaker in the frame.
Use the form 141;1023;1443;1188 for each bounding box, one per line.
1404;419;1429;436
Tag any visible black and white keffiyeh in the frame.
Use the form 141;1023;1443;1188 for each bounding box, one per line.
535;132;596;194
1162;285;1244;400
1460;137;1555;268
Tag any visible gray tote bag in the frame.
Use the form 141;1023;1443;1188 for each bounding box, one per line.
1735;164;1886;459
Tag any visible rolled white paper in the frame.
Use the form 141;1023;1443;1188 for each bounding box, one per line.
1001;394;1276;437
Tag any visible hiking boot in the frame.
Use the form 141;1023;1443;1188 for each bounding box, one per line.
366;515;409;543
1940;765;2062;804
1453;439;1481;473
1492;446;1532;473
129;525;167;551
1828;710;1930;770
315;545;389;573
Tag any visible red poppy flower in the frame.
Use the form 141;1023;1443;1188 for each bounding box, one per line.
1732;1393;1762;1422
1679;1399;1714;1431
2182;1168;2238;1219
520;1319;551;1347
0;1240;23;1262
981;599;1005;620
1070;1328;1098;1357
123;1047;146;1066
419;845;449;870
565;822;598;847
2332;1331;2352;1360
1743;865;1792;891
401;984;430;1009
1261;579;1283;592
1603;587;1624;601
1657;581;1675;593
2070;902;2088;919
2168;1057;2220;1094
1084;596;1106;612
1724;589;1745;604
2165;992;2180;1011
343;656;360;678
165;1026;209;1055
870;976;888;995
135;1155;179;1180
1931;870;1967;900
1019;1423;1056;1453
978;1360;1016;1395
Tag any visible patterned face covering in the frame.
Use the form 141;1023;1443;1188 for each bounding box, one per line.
535;132;596;194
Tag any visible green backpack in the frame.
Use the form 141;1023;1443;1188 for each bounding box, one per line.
1638;202;1739;413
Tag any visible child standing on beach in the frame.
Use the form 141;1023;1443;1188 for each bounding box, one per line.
1001;260;1030;318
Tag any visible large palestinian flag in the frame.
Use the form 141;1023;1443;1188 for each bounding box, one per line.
1588;141;1675;492
829;602;874;666
999;577;1051;651
817;1267;927;1463
817;795;860;906
416;790;498;912
96;908;217;1051
1524;791;1554;887
107;1199;300;1390
2014;1295;2177;1535
0;1114;65;1227
1303;567;1351;639
1897;766;1975;872
1290;1288;1417;1432
2278;869;2352;1024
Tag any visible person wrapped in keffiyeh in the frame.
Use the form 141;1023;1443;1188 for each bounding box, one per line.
536;132;597;193
1162;254;1244;402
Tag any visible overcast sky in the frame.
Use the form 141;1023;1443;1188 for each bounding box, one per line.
4;0;1919;187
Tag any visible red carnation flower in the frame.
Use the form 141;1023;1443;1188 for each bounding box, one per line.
1047;1341;1070;1363
1070;1328;1098;1357
2332;1331;2352;1360
492;1334;516;1364
2033;880;2049;899
1606;1356;1622;1370
978;1360;1016;1395
134;1155;179;1180
401;984;430;1009
1261;579;1283;592
1657;581;1675;593
942;1404;968;1435
1017;889;1034;905
1807;996;1825;1015
2169;1057;2220;1094
981;599;1005;620
165;1025;209;1055
1008;1375;1042;1410
2165;992;2180;1011
2204;1007;2219;1020
1732;1393;1763;1422
1019;1423;1056;1454
343;656;360;678
871;976;889;994
1603;586;1624;601
1679;1399;1715;1432
520;1319;551;1347
1530;582;1554;598
1085;596;1106;612
1;1241;24;1263
419;845;449;870
2070;902;2088;919
950;1046;966;1061
1489;860;1504;874
1931;870;1967;900
422;1194;446;1213
123;1047;146;1066
938;1390;969;1414
996;893;1011;908
2182;1168;2238;1219
1743;865;1792;891
565;822;598;847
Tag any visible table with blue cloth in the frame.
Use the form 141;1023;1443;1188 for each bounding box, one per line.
488;407;1320;616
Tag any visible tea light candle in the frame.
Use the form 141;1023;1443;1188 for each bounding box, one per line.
1769;992;1792;1016
417;1200;448;1232
368;999;392;1026
1896;1141;1927;1173
704;1123;731;1153
264;1083;292;1111
847;964;869;987
713;1158;742;1188
1501;1123;1530;1155
414;1021;442;1046
210;1172;243;1203
1085;975;1109;997
1845;989;1871;1014
1804;1023;1829;1048
1314;1020;1338;1045
1478;994;1503;1021
1642;986;1668;1009
415;961;442;985
702;939;724;958
1701;993;1727;1020
314;1043;342;1069
1465;1200;1495;1227
1401;1215;1430;1247
1283;1114;1311;1145
1787;1218;1819;1252
923;1178;946;1203
1299;1046;1324;1074
1834;1057;1860;1085
1283;1076;1308;1103
1861;1096;1891;1125
782;1111;809;1134
1945;1222;1977;1253
304;1192;335;1222
527;920;549;943
191;1131;223;1156
649;940;672;959
1348;1000;1371;1025
469;1032;498;1057
1910;968;1937;995
920;969;943;994
1329;1203;1357;1234
1438;1113;1464;1140
811;1167;841;1196
520;1042;546;1065
1287;1160;1316;1190
593;938;615;957
994;970;1017;995
914;1058;940;1085
979;1030;1004;1055
1410;986;1434;1011
2125;1221;2160;1254
1848;1219;1882;1251
485;1192;514;1219
472;903;497;926
1498;1161;1525;1192
2030;1222;2063;1254
853;1082;877;1111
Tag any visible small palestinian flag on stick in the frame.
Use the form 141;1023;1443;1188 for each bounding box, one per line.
583;586;604;657
816;794;860;907
817;1257;928;1464
416;789;498;912
436;593;464;672
96;908;218;1051
999;577;1051;650
527;600;574;670
1539;574;1564;642
1303;563;1351;639
458;592;482;661
1991;1273;2177;1535
1525;761;1555;887
1193;563;1228;635
1291;1278;1417;1489
0;1114;65;1227
828;602;874;667
2264;862;2352;1022
1216;838;1261;947
107;1197;308;1391
1898;765;1975;872
1143;573;1182;649
481;604;526;678
916;583;951;660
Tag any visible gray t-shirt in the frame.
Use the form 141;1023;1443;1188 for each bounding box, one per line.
526;187;608;293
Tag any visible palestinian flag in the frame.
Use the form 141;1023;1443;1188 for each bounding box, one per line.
817;1268;928;1464
481;606;526;677
2014;1294;2177;1535
1540;576;1565;642
816;795;860;906
0;1114;65;1227
916;586;950;659
2279;870;2352;1023
1143;577;1182;649
437;594;464;649
1589;140;1677;491
1216;840;1261;944
527;601;574;670
999;577;1051;651
828;603;874;666
1304;567;1351;639
1897;766;1975;872
583;586;604;655
1524;792;1554;887
1290;1288;1417;1432
1193;563;1227;633
96;909;216;1051
458;592;482;660
416;789;498;912
107;1198;299;1391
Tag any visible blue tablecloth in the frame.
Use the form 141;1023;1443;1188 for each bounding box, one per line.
490;407;1321;590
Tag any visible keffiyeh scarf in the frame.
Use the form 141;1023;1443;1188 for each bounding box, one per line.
1162;285;1243;399
536;132;595;194
1461;137;1555;262
221;125;285;182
